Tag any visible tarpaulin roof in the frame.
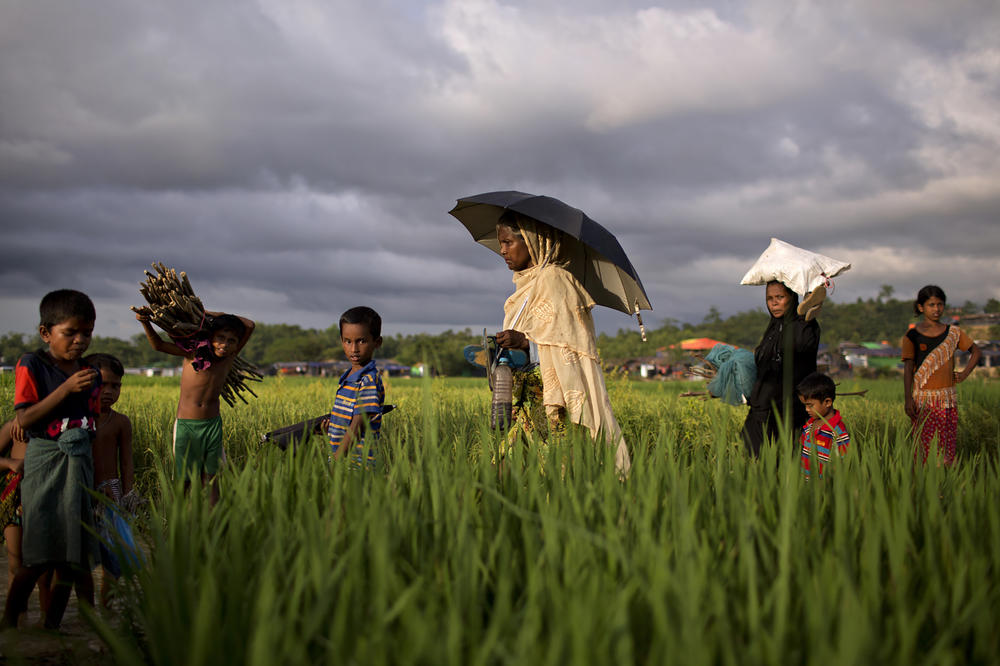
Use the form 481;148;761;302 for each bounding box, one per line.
680;337;729;351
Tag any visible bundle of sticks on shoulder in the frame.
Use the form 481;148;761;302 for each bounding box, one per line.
131;262;263;407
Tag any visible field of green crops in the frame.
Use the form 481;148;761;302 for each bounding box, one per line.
2;373;999;665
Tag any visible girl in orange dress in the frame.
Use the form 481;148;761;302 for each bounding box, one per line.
902;285;981;464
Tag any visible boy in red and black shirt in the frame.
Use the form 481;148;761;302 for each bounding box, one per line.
797;372;851;479
1;289;101;630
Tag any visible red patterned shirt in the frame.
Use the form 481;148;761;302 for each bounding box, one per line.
800;409;850;478
14;351;101;439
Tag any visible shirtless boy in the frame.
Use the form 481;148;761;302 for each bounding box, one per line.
137;310;254;504
85;354;135;505
84;353;138;603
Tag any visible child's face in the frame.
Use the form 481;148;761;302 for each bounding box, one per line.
341;322;382;368
497;225;533;272
800;395;834;420
40;317;94;362
766;283;792;318
211;329;241;358
918;296;945;322
97;369;122;412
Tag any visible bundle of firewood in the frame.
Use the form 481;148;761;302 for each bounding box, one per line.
219;356;264;407
131;262;263;406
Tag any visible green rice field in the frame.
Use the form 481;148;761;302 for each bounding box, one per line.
2;373;999;665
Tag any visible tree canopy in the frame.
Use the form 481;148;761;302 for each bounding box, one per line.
1;289;992;374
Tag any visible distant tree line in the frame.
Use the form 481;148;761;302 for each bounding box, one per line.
598;289;1000;361
2;290;997;375
0;325;488;377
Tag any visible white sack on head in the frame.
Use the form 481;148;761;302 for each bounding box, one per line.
739;238;850;296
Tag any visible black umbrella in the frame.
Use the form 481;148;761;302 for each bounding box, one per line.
448;190;652;315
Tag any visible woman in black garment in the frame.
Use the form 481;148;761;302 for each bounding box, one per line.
741;281;820;457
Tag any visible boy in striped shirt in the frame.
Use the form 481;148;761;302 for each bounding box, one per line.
797;372;851;478
327;307;385;467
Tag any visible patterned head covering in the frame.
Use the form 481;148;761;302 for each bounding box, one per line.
514;216;564;268
498;215;629;473
498;213;585;274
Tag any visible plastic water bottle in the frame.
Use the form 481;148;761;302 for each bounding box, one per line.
491;359;513;430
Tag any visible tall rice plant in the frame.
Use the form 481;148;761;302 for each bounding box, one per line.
11;374;998;664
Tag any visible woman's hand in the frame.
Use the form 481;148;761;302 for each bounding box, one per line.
496;329;529;350
954;369;974;384
904;397;918;421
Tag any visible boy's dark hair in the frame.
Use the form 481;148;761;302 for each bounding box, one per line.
914;285;947;316
39;289;96;329
209;314;247;338
797;372;836;402
85;353;124;377
339;306;382;339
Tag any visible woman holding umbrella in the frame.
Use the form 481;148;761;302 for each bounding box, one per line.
452;191;652;475
491;210;631;473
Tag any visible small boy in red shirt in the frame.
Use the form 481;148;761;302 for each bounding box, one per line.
797;372;851;478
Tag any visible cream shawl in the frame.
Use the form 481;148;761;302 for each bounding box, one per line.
502;219;631;473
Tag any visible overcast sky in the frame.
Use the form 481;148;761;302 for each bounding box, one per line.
2;0;998;341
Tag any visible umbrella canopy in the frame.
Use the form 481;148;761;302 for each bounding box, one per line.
449;191;652;315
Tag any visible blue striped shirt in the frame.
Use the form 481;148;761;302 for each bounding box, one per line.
327;360;384;465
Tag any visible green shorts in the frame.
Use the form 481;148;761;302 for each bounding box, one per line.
173;415;223;477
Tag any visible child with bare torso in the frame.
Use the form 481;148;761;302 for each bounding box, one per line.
86;355;134;503
84;353;141;605
137;311;254;504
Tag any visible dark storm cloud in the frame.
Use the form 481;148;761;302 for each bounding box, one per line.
0;0;462;192
1;0;998;338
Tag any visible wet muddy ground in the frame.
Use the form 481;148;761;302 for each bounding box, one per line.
0;553;115;665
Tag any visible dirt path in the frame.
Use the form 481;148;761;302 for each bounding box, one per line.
0;547;113;665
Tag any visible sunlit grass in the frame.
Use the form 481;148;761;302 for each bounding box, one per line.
1;373;997;664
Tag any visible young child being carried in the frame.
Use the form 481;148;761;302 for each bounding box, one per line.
137;309;254;504
1;421;32;611
901;285;980;465
2;290;101;630
327;307;385;468
797;372;851;478
85;353;141;605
